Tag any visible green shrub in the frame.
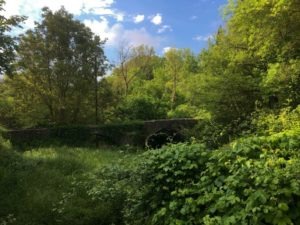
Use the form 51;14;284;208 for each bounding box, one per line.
184;118;252;149
118;95;167;120
52;154;140;225
0;125;11;150
126;143;210;224
252;106;300;136
195;137;300;225
2;128;299;224
128;135;300;225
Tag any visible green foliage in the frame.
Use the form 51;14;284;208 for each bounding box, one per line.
119;95;167;120
11;7;107;125
126;143;209;225
59;154;139;225
0;77;49;127
262;60;300;108
1;133;299;225
185;120;233;149
128;135;300;225
167;104;209;119
109;47;200;121
0;146;137;225
0;0;25;75
253;106;300;136
0;125;10;150
184;116;253;149
0;0;300;224
0;0;299;132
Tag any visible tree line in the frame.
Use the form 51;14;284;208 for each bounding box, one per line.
0;0;299;138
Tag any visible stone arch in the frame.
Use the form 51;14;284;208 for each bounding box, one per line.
145;128;185;149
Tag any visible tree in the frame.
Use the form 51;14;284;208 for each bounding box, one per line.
224;0;300;108
193;29;261;124
163;48;199;115
0;75;48;127
15;7;107;125
164;49;183;110
115;43;156;96
0;0;25;75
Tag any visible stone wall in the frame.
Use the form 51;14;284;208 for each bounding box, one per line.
4;119;198;149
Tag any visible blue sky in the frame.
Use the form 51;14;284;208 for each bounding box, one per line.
3;0;228;62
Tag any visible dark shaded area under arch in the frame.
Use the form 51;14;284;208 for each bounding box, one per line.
145;128;185;149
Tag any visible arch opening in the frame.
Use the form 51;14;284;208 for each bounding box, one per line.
145;128;185;149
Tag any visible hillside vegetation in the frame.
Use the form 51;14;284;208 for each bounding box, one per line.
0;0;299;224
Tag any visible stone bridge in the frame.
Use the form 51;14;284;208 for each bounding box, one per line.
142;118;198;148
5;118;198;149
92;118;198;148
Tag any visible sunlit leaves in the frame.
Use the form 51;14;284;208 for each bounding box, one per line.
129;134;300;224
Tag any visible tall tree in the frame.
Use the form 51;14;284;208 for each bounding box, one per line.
0;0;25;75
15;7;107;125
189;0;300;125
224;0;300;108
164;49;184;110
115;44;156;96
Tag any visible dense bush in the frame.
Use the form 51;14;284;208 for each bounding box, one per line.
127;134;300;225
252;106;300;136
1;131;299;224
126;143;210;225
58;155;139;225
185;106;300;150
184;117;252;149
0;125;11;150
118;95;168;120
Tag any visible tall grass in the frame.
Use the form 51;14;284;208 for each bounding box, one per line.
0;147;137;225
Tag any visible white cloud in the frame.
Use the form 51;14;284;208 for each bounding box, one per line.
84;17;122;46
162;46;171;53
133;14;145;23
162;46;177;54
2;0;123;29
158;25;172;34
150;13;162;25
193;34;213;41
2;0;19;17
83;0;114;13
115;14;124;22
124;28;163;47
3;0;165;58
84;17;163;48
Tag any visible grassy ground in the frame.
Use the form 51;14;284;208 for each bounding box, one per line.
0;146;137;225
